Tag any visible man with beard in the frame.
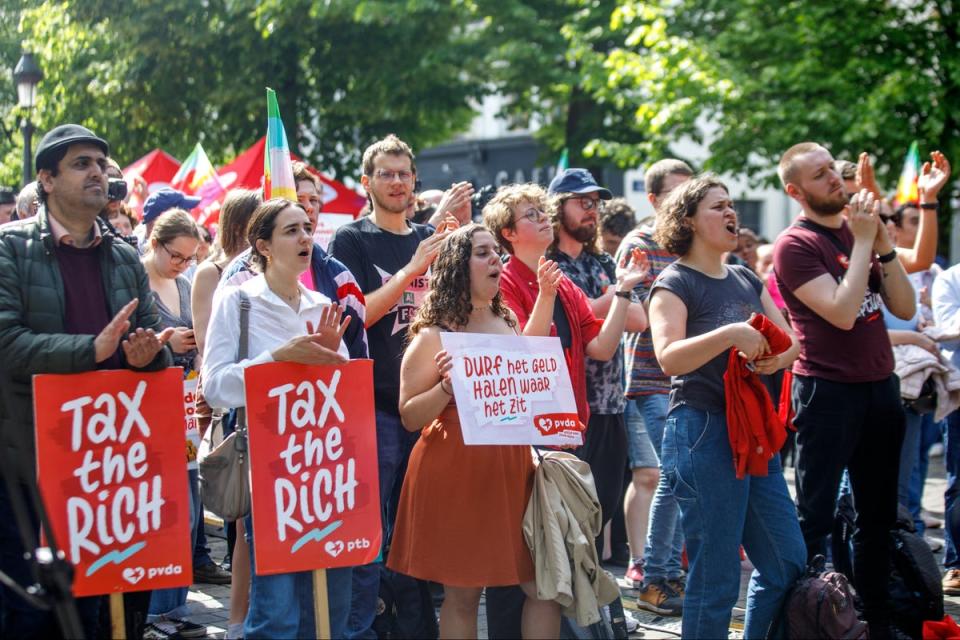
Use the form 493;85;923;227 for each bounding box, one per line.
773;142;916;638
546;169;647;544
0;124;172;638
328;134;451;638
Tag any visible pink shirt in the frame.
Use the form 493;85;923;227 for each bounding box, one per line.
47;211;103;248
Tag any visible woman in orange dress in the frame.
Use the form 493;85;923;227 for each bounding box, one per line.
388;223;563;638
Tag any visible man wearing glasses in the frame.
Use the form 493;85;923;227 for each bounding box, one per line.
328;134;452;639
546;169;648;552
0;124;172;637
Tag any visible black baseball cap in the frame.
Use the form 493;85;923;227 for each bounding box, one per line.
35;124;109;173
547;168;612;200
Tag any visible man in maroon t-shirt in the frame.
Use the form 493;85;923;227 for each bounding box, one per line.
773;142;916;636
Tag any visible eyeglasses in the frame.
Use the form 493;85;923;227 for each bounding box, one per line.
879;213;903;226
564;195;601;211
373;169;415;183
512;207;547;225
161;243;197;266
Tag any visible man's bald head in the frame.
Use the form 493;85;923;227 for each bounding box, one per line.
778;142;826;188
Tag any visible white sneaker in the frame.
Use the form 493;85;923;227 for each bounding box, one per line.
623;609;640;633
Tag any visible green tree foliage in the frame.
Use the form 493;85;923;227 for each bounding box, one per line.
574;0;960;194
0;0;483;186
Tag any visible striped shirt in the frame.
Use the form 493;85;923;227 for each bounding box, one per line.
615;229;675;396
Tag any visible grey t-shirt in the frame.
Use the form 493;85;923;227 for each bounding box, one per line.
651;263;764;412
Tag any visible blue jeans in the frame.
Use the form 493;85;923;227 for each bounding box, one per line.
908;414;942;534
897;406;923;531
945;412;960;569
632;394;684;582
243;514;352;639
663;405;806;639
347;410;418;639
150;467;201;618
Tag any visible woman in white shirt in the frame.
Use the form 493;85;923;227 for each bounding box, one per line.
202;198;350;639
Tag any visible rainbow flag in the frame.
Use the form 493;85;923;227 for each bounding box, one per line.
894;141;920;205
264;88;297;202
170;142;225;214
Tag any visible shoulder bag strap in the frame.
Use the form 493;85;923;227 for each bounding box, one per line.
235;291;251;450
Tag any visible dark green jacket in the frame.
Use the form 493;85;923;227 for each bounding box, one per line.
0;207;172;479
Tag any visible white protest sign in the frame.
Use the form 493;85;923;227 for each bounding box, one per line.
440;332;583;446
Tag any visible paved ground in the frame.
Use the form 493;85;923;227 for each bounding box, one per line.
184;453;959;638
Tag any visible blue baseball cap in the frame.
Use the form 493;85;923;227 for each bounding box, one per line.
547;168;612;199
142;188;202;224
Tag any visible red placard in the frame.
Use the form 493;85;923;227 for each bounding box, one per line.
33;369;192;596
243;360;380;575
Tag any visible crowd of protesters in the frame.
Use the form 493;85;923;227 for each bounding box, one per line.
1;122;959;640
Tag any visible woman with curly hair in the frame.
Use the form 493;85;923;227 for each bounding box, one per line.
388;223;562;638
648;175;805;638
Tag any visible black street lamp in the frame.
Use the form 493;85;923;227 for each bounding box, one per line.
13;52;43;187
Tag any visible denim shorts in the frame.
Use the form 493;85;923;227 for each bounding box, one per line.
624;397;660;469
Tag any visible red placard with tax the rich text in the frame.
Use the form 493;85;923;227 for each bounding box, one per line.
33;368;192;596
244;359;380;575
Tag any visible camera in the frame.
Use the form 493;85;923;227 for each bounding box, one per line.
107;178;128;202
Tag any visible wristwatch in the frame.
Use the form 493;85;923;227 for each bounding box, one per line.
614;290;632;299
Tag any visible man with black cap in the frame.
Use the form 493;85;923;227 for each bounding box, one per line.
546;168;647;545
0;124;173;638
0;187;15;225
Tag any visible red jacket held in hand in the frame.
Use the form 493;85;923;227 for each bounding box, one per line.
723;313;792;479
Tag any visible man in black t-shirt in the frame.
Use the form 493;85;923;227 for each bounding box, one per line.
328;134;451;638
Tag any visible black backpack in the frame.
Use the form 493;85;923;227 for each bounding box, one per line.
888;508;944;629
831;495;943;637
371;566;439;640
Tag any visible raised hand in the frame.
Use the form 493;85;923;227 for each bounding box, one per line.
306;303;351;352
95;299;138;362
616;247;651;290
433;181;475;225
918;151;951;201
848;189;879;244
856;152;884;199
272;334;347;366
407;230;450;275
536;256;563;298
122;326;175;368
435;349;454;393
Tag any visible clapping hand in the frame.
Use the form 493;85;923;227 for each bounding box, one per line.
616;247;651;290
123;326;175;368
307;303;351;352
856;152;884;199
918;151;951;201
537;257;563;297
435;349;454;394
